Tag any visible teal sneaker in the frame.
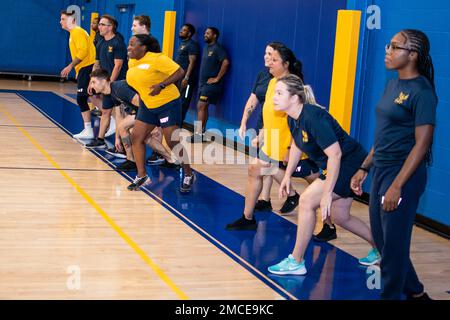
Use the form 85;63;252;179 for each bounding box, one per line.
268;254;307;275
358;248;381;266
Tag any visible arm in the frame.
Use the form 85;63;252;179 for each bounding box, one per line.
239;94;259;139
61;57;82;77
350;147;374;196
150;67;185;96
279;141;303;198
383;125;434;211
181;55;197;88
207;58;230;84
110;59;124;82
320;142;342;220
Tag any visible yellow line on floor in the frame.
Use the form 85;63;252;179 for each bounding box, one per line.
0;104;188;300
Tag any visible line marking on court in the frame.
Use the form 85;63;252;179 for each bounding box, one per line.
0;104;188;300
15;91;297;300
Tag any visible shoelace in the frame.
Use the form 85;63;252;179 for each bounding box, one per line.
133;175;146;184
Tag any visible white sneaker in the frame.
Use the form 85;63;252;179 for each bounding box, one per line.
73;127;94;140
105;117;116;137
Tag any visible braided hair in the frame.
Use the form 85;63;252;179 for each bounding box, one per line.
401;29;436;165
401;29;435;89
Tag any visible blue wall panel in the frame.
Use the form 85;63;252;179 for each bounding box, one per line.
0;0;75;75
179;0;346;128
349;0;450;226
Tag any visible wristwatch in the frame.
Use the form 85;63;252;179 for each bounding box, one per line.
159;83;166;89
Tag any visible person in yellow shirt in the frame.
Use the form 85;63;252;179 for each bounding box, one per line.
126;34;194;193
60;10;96;139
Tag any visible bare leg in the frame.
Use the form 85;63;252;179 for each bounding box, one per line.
131;120;155;177
197;101;209;134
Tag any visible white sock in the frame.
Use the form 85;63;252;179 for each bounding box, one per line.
84;122;92;130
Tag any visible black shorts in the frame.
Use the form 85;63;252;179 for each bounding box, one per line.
319;147;367;198
77;64;93;97
198;83;222;105
292;158;320;178
136;98;182;128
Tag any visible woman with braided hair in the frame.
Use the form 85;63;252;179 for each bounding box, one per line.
351;29;438;300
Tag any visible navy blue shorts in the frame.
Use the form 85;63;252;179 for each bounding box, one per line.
198;83;222;105
103;80;137;110
77;64;93;97
292;158;320;178
319;147;367;198
136;98;182;128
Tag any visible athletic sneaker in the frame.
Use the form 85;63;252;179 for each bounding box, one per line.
313;223;337;242
127;175;149;191
73;127;94;140
358;248;381;266
90;107;102;117
254;199;272;212
85;138;106;149
159;160;180;169
117;160;137;171
105;117;116;137
225;215;257;231
147;153;165;165
180;172;195;193
105;147;126;159
279;191;300;214
268;254;307;275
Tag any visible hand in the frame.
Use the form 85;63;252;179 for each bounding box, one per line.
207;77;219;84
383;185;401;212
87;82;94;95
350;169;368;196
320;192;333;222
60;64;73;78
181;79;188;89
115;138;124;151
238;124;246;140
149;84;162;96
278;177;291;199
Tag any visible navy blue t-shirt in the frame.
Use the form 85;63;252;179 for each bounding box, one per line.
199;42;228;85
252;68;272;106
288;104;366;169
102;80;137;109
175;39;200;72
96;35;128;80
373;76;437;167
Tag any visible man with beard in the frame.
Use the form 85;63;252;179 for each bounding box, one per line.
189;27;230;142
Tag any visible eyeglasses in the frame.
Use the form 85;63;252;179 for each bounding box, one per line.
385;43;412;52
98;23;112;27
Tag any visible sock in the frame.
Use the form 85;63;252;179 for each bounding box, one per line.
84;122;92;130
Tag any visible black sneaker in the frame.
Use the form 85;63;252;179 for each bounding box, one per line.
406;292;432;300
254;199;272;212
105;147;126;159
188;133;204;143
226;215;257;231
180;172;195;193
313;223;337;242
85;138;106;149
279;191;300;214
147;153;166;165
127;175;149;191
90;107;102;117
117;160;137;171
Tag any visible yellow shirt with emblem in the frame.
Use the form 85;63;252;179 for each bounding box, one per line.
69;26;96;75
126;52;181;109
261;78;292;161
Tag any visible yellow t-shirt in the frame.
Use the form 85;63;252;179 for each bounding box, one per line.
261;78;292;161
69;26;96;75
126;52;181;109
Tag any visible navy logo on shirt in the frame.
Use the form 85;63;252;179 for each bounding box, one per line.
394;92;409;105
108;46;113;53
302;130;309;143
